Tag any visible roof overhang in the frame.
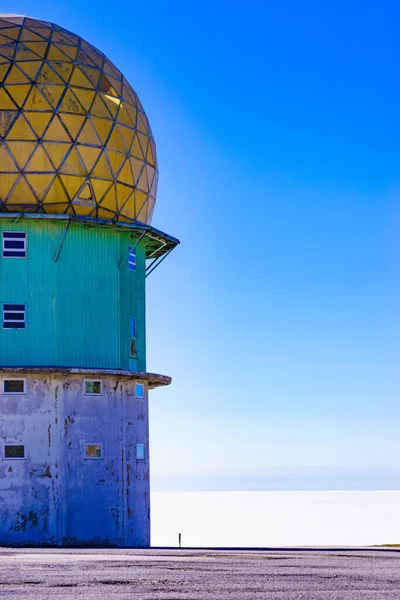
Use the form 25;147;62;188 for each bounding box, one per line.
0;212;179;259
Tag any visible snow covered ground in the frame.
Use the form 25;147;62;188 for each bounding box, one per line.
151;490;400;547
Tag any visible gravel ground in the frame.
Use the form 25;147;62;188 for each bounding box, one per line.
0;547;399;599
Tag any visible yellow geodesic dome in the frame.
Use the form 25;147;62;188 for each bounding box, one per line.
0;14;157;223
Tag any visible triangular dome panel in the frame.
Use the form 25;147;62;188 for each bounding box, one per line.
73;180;95;204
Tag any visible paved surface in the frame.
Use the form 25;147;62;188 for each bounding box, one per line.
0;548;399;599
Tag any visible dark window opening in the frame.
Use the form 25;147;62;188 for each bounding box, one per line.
3;379;25;394
4;445;25;459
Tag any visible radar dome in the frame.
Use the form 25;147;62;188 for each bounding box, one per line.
0;14;157;223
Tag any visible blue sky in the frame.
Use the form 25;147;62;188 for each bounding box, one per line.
5;0;399;489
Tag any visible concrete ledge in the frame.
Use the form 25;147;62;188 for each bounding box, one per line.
0;367;171;389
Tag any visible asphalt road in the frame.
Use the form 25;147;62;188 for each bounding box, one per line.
0;548;399;599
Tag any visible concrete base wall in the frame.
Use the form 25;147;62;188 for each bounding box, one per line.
0;372;150;547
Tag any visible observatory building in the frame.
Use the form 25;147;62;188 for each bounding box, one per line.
0;14;178;547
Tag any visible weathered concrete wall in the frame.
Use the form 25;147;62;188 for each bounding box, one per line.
0;372;150;547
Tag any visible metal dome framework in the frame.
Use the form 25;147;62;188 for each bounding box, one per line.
0;14;157;224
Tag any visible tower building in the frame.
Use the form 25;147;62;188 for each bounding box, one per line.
0;14;178;547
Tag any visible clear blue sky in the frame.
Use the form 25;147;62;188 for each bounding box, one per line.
5;0;399;490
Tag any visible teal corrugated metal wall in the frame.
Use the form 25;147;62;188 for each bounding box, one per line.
0;219;146;371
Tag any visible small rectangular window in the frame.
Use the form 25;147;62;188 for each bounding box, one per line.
3;304;26;329
129;316;135;338
84;380;102;395
135;383;145;398
4;444;25;459
2;232;26;258
136;444;145;460
128;247;136;272
129;317;136;356
85;444;102;459
3;379;25;394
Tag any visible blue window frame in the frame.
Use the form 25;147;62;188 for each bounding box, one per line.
2;232;26;258
130;316;135;338
3;304;26;329
136;444;145;460
135;383;145;398
128;247;136;271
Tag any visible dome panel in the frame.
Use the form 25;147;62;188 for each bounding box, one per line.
0;14;157;224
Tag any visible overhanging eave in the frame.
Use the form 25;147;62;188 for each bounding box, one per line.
0;212;180;259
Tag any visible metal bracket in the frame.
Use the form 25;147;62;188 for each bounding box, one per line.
148;239;167;258
145;248;174;278
53;220;71;262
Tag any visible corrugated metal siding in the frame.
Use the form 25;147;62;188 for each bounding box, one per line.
0;219;146;370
